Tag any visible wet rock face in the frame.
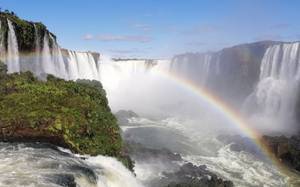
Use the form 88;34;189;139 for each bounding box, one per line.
171;41;282;108
162;163;234;187
126;141;233;187
262;135;300;171
115;110;139;125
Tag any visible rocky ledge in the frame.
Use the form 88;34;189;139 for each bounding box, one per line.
217;134;300;173
262;135;300;172
0;62;132;169
126;141;234;187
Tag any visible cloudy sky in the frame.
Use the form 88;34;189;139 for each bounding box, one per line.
1;0;299;58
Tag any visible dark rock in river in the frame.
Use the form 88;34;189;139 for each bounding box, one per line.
115;110;139;125
163;163;234;187
126;141;234;187
262;135;300;172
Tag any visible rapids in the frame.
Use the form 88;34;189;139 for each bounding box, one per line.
0;143;143;187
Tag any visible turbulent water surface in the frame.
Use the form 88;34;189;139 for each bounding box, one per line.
0;143;142;187
120;116;289;187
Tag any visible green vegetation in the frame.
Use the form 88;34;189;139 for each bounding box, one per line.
0;63;131;165
0;9;133;170
0;11;54;52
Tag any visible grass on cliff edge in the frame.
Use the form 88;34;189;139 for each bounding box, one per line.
0;63;125;159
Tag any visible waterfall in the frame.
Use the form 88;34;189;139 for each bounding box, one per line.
244;42;300;131
0;21;5;62
66;50;80;80
35;32;101;81
170;53;220;85
73;52;99;80
41;33;55;76
64;50;100;80
6;19;20;73
39;33;68;79
21;32;102;81
33;24;42;75
49;35;68;79
31;34;100;80
201;54;212;84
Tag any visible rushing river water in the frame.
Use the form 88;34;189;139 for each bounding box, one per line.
0;143;142;187
119;116;292;187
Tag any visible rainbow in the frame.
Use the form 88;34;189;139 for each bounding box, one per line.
1;53;296;181
156;67;293;178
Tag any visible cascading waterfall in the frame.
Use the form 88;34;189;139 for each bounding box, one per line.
48;35;68;79
244;42;300;131
67;50;80;80
65;50;100;80
0;21;100;81
68;51;99;80
41;33;55;76
6;19;20;73
37;33;101;81
0;21;5;62
170;53;220;85
40;33;68;79
33;24;42;75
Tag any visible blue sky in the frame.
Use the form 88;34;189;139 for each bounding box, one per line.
0;0;299;58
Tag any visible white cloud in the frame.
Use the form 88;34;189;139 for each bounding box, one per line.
183;24;219;35
109;49;144;54
133;24;151;31
83;34;152;43
269;23;290;30
83;34;94;40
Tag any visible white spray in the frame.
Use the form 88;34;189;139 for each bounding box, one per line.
6;19;20;73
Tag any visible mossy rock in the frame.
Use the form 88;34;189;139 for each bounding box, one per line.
0;63;131;165
0;12;54;52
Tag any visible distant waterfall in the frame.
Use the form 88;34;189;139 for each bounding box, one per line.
244;42;300;129
6;19;20;73
66;51;99;80
170;53;220;85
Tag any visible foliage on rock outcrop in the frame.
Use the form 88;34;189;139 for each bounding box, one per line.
0;63;124;159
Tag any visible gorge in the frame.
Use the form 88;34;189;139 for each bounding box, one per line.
0;10;300;187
